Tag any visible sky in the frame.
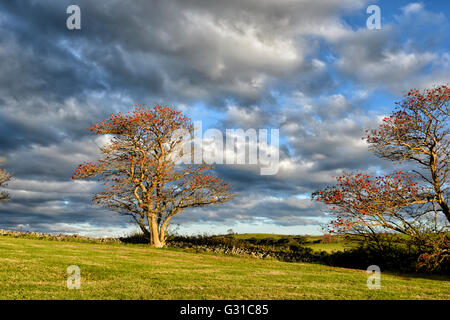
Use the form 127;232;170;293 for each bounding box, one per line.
0;0;449;237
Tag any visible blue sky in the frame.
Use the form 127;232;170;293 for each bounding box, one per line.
0;0;449;237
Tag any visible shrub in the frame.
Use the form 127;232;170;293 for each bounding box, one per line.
119;232;149;244
321;233;333;244
416;235;450;273
292;236;307;244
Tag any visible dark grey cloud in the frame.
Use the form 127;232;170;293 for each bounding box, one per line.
0;179;132;234
0;0;371;110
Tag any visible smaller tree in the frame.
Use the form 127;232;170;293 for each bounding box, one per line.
0;157;12;202
321;233;333;244
313;85;449;271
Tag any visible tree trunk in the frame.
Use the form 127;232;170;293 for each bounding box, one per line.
138;223;150;240
440;201;450;223
159;227;166;247
148;214;164;248
429;153;450;223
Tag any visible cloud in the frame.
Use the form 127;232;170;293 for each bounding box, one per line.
330;3;450;93
401;2;424;15
171;194;327;227
0;0;448;235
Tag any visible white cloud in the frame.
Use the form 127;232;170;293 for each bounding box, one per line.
401;2;424;15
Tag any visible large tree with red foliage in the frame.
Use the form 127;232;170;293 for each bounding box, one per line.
73;105;234;247
313;85;449;247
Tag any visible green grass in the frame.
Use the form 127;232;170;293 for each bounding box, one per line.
226;233;357;253
229;233;292;240
303;242;358;253
0;236;448;300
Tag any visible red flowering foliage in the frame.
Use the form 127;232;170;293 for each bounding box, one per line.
366;86;449;164
416;235;449;272
189;174;223;190
313;171;421;233
72;162;102;180
87;104;193;135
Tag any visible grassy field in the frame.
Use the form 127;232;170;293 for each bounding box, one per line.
0;236;448;300
225;233;358;253
304;241;358;253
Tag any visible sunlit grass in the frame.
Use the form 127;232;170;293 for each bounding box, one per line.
0;236;448;300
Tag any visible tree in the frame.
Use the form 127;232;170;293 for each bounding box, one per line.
313;171;429;239
0;157;12;202
73;105;234;247
367;86;449;222
313;86;449;268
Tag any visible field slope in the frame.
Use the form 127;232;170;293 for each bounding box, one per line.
0;236;448;300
